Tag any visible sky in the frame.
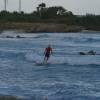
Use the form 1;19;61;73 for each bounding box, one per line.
0;0;100;15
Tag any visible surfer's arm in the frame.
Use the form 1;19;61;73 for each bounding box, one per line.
50;48;53;55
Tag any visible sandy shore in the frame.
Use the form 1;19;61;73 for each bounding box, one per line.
0;22;83;33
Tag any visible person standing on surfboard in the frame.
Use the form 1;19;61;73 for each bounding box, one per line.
44;45;52;64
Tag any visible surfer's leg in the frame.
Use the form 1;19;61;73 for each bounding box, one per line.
43;56;46;63
44;57;47;64
47;57;49;61
46;54;50;63
44;56;48;64
46;56;50;64
44;53;50;64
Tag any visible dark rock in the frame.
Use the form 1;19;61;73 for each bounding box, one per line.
6;36;13;38
79;52;86;55
79;50;96;55
16;35;21;38
87;50;96;55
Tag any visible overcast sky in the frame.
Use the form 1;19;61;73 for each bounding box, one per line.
0;0;100;15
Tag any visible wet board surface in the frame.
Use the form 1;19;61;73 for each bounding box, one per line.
35;62;50;66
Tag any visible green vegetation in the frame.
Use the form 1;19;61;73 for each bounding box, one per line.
0;4;73;23
0;3;100;31
76;14;100;30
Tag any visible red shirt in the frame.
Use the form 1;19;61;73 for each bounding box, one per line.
45;47;52;54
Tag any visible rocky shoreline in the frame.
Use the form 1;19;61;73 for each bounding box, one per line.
0;95;24;100
0;22;83;33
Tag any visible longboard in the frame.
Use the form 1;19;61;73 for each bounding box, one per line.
35;62;49;66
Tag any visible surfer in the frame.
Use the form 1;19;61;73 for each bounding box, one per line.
44;44;52;64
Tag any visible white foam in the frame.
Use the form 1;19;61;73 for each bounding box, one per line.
25;52;100;65
25;52;43;63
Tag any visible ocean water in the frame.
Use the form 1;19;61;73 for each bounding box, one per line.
0;31;100;100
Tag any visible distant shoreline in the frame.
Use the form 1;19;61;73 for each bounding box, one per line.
0;22;83;33
0;22;100;33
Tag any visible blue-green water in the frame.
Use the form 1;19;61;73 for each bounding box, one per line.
0;31;100;100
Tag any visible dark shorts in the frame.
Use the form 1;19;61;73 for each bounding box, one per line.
45;53;50;58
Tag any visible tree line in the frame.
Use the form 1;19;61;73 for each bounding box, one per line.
0;3;100;30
